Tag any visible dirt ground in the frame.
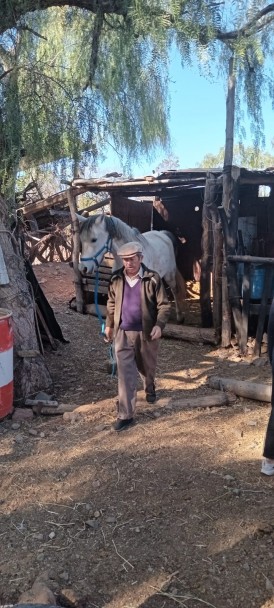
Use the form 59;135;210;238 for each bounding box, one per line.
1;262;274;608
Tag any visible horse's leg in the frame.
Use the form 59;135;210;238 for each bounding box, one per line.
164;269;186;323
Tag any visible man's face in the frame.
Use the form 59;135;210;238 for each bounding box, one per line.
123;254;142;277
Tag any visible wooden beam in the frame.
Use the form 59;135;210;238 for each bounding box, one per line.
72;176;207;189
20;186;87;216
228;255;274;265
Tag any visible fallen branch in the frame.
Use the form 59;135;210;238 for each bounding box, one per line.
208;376;272;402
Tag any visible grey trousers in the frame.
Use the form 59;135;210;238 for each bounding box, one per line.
115;329;160;420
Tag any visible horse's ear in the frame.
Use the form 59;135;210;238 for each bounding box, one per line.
94;214;104;225
75;213;87;223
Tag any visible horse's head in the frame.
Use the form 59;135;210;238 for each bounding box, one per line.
77;214;110;274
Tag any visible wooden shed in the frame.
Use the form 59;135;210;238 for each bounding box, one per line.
20;166;274;354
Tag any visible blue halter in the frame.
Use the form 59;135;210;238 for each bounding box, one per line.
80;235;112;267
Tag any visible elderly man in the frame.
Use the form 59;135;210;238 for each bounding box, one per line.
105;241;171;431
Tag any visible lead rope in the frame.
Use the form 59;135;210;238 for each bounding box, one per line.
94;269;117;377
93;248;117;378
94;267;105;336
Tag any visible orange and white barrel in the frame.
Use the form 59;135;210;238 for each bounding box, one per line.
0;309;13;419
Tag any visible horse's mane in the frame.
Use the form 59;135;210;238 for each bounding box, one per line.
80;214;147;245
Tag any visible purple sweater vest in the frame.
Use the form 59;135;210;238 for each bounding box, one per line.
120;280;143;331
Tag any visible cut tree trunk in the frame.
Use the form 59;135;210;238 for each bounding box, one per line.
0;200;52;402
162;323;217;345
208;375;272;402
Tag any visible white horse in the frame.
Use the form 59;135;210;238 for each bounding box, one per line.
77;213;186;322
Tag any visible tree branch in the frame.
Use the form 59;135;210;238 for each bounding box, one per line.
88;7;104;87
17;25;48;40
0;43;14;71
216;4;274;41
0;67;14;80
0;0;127;35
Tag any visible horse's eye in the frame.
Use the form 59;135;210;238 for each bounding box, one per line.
91;238;97;243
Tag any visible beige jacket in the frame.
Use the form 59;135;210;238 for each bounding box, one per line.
106;264;171;339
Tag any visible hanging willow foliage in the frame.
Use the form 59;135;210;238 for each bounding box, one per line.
0;0;274;201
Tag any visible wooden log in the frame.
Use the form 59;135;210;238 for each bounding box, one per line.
208;375;272;402
162;323;217;345
26;398;58;407
17;349;40;358
32;402;79;415
152;393;236;409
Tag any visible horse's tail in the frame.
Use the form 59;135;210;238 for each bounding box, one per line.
175;268;187;300
162;230;178;258
162;230;186;298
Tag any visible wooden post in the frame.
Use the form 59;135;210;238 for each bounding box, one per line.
221;261;231;347
220;54;237;348
67;188;84;313
228;255;274;354
200;177;213;327
219;166;242;348
241;262;251;352
208;177;223;343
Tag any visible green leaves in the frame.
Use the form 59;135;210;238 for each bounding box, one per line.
1;0;274;201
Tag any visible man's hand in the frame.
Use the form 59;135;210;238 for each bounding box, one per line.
150;325;162;340
104;326;114;342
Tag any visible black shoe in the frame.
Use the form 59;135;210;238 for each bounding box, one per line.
113;418;134;431
146;391;156;404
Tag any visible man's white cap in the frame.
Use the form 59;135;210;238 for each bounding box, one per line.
117;241;143;258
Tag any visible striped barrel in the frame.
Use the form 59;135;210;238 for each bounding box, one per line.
0;309;13;419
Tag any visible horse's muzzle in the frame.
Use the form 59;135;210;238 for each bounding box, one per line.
78;262;87;274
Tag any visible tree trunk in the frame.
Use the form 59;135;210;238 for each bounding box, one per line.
0;198;52;402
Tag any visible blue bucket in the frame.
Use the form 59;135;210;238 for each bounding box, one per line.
237;264;273;300
250;267;265;299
